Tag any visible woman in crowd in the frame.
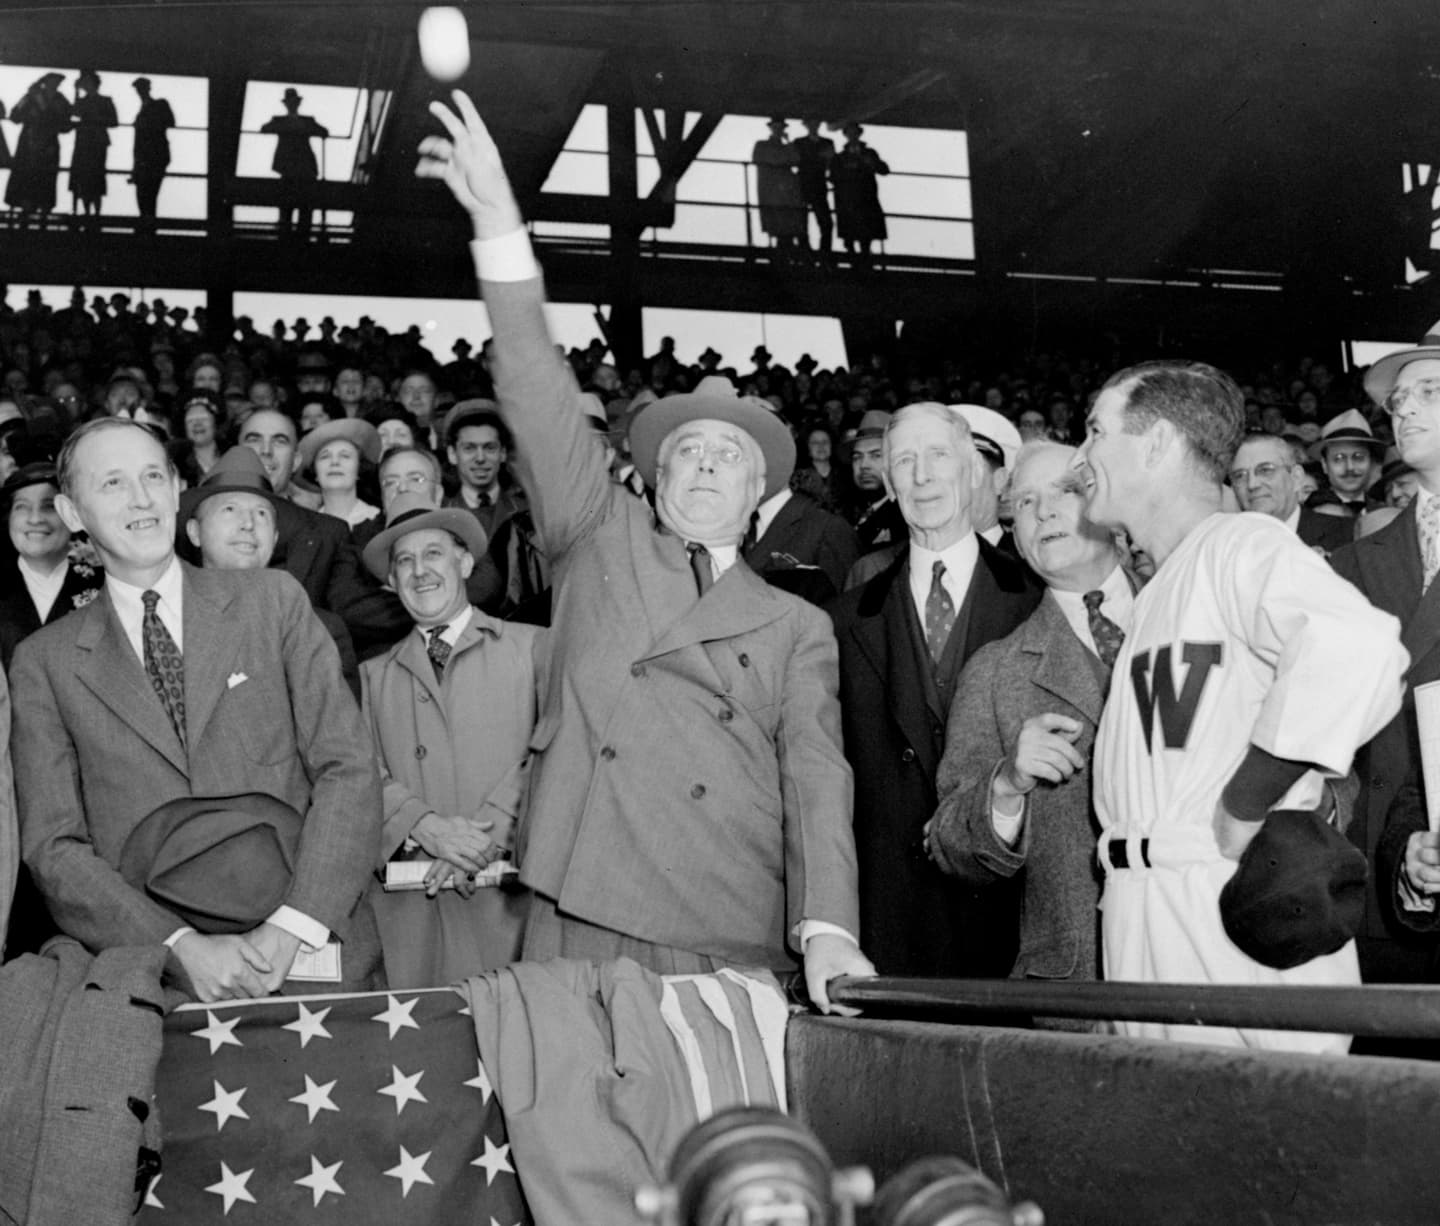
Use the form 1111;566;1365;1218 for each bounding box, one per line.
0;461;104;673
171;389;225;486
297;417;382;528
369;402;420;455
69;69;117;220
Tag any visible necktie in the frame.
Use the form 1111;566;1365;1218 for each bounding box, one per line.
924;560;956;664
1083;589;1126;667
687;543;715;596
141;589;186;745
1420;497;1440;593
426;625;451;680
741;511;760;556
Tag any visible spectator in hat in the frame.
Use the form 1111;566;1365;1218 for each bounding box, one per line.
4;73;71;223
831;403;1042;977
69;69;117;221
357;494;542;987
180;445;360;699
846;408;905;554
172;390;226;487
832;122;889;267
0;461;104;672
369;403;421;456
1228;432;1353;555
795;119;836;262
261;87;329;238
953;403;1023;554
752;118;806;260
293;349;332;398
1309;409;1386;514
297;417;383;528
417;92;873;1010
10;418;385;1001
1332;322;1440;987
1378;457;1419;510
130;77;174;227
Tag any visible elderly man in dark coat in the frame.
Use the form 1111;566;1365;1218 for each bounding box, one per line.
927;442;1134;990
830;403;1042;977
418;91;873;1011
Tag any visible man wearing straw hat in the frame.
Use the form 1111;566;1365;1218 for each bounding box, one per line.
417;91;873;1011
358;493;541;987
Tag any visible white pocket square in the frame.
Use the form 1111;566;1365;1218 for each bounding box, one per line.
227;672;249;689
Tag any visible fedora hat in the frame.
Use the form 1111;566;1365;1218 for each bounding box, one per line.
1219;809;1367;970
296;416;382;470
179;446;286;523
362;490;488;580
1363;320;1440;406
951;403;1022;470
628;377;796;500
118;793;305;934
853;408;892;441
1308;409;1386;460
442;397;502;447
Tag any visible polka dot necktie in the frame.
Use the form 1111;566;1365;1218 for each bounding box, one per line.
426;625;451;680
924;560;956;665
687;543;715;597
1420;496;1440;593
1083;589;1126;668
141;589;186;746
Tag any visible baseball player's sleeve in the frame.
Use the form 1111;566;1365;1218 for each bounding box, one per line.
1229;520;1407;777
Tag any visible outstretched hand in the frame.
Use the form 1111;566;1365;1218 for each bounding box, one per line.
415;90;524;240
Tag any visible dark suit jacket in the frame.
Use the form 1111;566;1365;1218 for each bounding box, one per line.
487;275;858;971
0;556;105;673
830;540;1043;976
1332;501;1440;973
8;563;382;985
1298;506;1354;555
929;593;1104;982
268;499;412;659
744;491;860;604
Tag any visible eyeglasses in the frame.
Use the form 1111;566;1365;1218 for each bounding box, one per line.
674;440;746;467
380;472;434;492
1228;461;1285;485
1385;378;1440;417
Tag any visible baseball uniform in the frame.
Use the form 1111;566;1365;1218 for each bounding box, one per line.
1094;512;1407;1052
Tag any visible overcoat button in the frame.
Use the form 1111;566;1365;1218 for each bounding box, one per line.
691;784;706;799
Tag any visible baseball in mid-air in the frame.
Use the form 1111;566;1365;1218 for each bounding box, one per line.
418;7;471;82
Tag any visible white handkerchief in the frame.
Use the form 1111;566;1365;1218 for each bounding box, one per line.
227;671;249;689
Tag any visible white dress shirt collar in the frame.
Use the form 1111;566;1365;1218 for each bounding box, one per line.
16;556;68;624
907;532;979;624
416;604;474;650
1283;504;1302;534
106;555;184;662
1049;562;1134;658
753;489;792;542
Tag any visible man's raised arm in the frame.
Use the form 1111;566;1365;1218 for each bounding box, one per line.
417;91;612;556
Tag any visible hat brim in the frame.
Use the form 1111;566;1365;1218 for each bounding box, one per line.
362;506;489;580
629;393;795;500
179;479;286;524
1308;432;1387;462
1364;343;1440;405
297;418;383;469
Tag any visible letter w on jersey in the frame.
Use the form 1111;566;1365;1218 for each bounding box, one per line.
1130;643;1224;752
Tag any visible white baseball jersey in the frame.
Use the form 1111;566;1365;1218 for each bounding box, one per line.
1094;512;1407;1052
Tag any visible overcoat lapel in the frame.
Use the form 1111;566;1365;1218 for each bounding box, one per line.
1022;594;1104;726
182;565;242;746
643;557;788;658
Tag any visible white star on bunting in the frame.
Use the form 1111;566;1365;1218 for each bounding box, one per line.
191;1010;243;1055
378;1064;428;1115
463;1058;493;1103
288;1074;340;1124
384;1145;434;1198
471;1136;514;1186
199;1080;250;1131
371;993;421;1040
295;1155;345;1207
204;1161;256;1215
282;1002;333;1049
143;1174;163;1210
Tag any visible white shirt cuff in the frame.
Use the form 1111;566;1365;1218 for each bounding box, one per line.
798;920;858;951
164;926;196;949
990;804;1025;847
469;230;541;283
267;905;330;951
